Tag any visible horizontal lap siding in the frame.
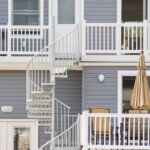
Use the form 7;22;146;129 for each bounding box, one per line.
0;71;27;118
84;0;117;23
55;71;82;115
82;67;139;113
0;0;8;24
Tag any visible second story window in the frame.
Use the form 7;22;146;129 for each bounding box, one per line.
13;0;39;25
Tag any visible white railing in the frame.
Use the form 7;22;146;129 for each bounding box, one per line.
82;112;150;149
121;23;143;53
0;25;49;56
86;23;117;53
11;26;49;55
85;22;150;55
26;22;81;100
39;115;80;150
54;98;71;135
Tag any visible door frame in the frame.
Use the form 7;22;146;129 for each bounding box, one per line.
0;119;38;150
118;71;150;114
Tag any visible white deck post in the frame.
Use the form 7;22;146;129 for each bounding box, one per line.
143;20;148;54
80;111;88;150
116;0;122;55
81;20;86;56
7;0;12;57
116;23;121;55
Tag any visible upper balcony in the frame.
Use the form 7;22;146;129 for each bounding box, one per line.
0;25;49;56
84;21;149;56
0;0;150;66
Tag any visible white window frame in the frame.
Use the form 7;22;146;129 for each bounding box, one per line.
0;119;38;150
119;0;148;23
118;71;150;114
8;0;43;26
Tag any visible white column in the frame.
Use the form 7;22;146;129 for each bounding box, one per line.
81;0;85;20
40;0;44;26
81;20;86;56
7;0;12;57
116;0;122;55
80;111;88;150
143;20;148;54
117;0;122;23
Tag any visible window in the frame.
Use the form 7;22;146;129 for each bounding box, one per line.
58;0;75;24
13;0;39;25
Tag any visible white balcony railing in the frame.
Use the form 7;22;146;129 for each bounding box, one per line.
85;21;150;55
81;112;150;149
1;22;150;57
0;25;49;56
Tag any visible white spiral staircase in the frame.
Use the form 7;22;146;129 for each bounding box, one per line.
26;21;83;149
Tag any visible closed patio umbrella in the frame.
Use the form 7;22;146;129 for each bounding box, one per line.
130;51;150;110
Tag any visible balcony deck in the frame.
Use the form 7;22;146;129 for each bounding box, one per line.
1;22;150;67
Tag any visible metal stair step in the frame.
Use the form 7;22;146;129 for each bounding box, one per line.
42;82;55;87
32;91;53;96
38;119;52;126
54;67;67;75
28;112;52;118
27;99;52;103
27;107;52;111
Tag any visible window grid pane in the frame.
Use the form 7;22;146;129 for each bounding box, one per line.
13;0;39;25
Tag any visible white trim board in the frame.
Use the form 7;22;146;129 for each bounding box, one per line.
0;119;38;150
118;71;150;114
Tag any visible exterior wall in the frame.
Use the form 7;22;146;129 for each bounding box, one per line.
0;71;27;118
84;0;117;23
0;70;82;147
82;66;141;113
55;71;82;115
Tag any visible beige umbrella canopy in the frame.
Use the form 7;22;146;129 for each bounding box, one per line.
130;52;150;110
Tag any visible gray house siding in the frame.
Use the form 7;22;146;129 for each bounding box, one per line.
82;66;141;113
55;71;82;115
0;71;27;118
0;0;8;25
84;0;117;23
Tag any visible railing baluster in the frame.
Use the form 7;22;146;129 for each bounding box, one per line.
148;117;150;146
